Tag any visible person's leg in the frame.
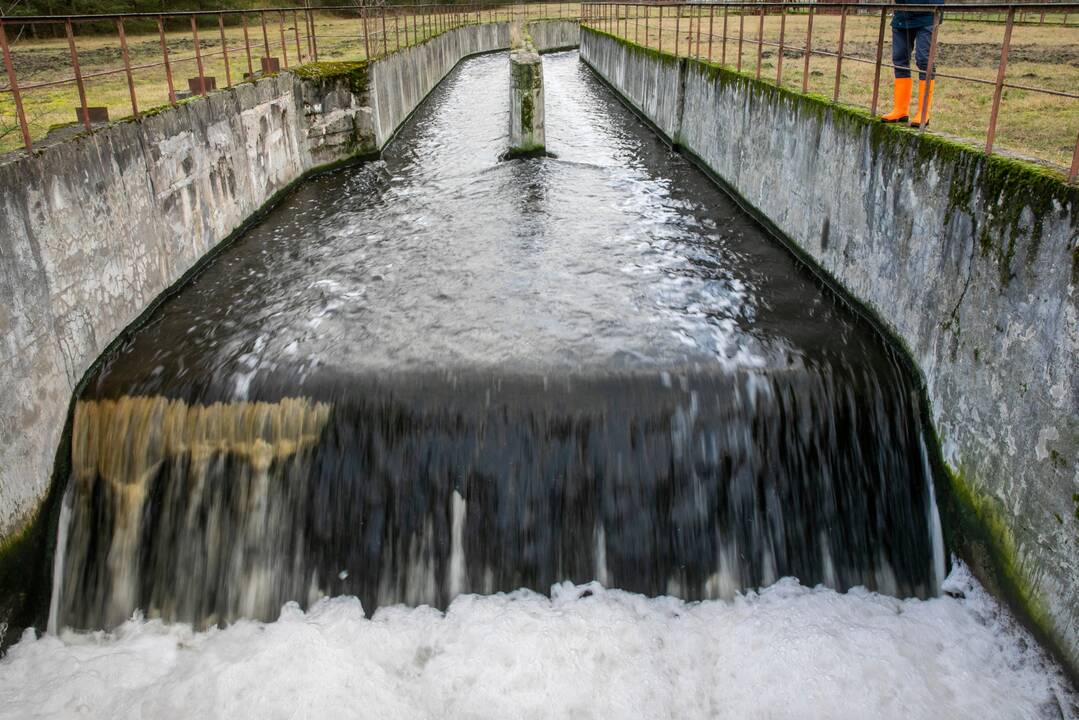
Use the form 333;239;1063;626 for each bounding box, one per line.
881;28;913;122
910;26;935;126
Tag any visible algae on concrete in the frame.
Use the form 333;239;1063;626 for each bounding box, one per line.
507;26;546;158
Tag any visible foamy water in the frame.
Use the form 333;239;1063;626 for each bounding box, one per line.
1;562;1073;720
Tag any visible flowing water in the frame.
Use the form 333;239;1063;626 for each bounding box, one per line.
2;51;1074;718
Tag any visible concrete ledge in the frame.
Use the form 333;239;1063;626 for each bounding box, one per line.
581;26;1079;675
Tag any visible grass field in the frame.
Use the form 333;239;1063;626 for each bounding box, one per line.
1;3;1077;172
0;3;579;151
594;7;1079;171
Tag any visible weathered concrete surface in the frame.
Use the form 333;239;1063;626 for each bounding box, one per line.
0;20;580;558
369;20;578;148
508;39;546;155
526;19;580;53
580;33;682;140
581;27;1079;673
0;74;336;549
371;23;508;148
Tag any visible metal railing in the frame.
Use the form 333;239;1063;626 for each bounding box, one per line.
0;1;581;152
581;2;1079;181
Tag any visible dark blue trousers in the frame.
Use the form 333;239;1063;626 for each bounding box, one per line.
892;26;933;80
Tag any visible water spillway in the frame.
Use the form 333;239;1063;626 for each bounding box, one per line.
52;51;943;632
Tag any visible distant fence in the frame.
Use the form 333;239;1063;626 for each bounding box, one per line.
0;1;580;152
581;1;1079;181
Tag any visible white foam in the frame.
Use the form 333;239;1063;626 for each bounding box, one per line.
1;561;1073;720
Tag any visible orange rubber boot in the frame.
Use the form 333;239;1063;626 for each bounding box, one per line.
910;80;935;128
880;77;913;123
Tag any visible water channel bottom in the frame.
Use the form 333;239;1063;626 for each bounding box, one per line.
0;52;1073;718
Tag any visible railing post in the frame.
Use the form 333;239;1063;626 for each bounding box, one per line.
0;20;30;150
658;5;663;53
985;7;1015;155
118;18;140;116
241;13;254;76
1069;130;1078;184
190;16;207;98
67;19;93;128
917;8;940;131
394;8;401;52
0;19;31;150
361;5;371;60
777;7;786;85
293;10;303;63
381;6;389;57
260;10;271;59
722;3;728;64
219;15;233;87
695;4;702;58
870;6;886;116
278;11;289;68
304;1;314;60
833;5;847;102
737;6;744;72
802;5;813;93
756;5;764;80
675;4;681;57
708;4;715;62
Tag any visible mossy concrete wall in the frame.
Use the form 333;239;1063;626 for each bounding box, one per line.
370;20;578;148
508;40;546;156
0;20;580;646
0;73;346;545
581;27;1079;674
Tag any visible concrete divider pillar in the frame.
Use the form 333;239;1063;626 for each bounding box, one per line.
507;28;545;158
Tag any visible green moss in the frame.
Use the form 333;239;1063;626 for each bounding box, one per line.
936;461;1056;637
45;120;80;134
291;61;370;97
0;462;65;652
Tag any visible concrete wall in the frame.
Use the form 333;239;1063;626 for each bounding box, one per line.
0;74;328;548
526;19;580;52
0;20;579;556
581;28;1079;673
370;20;578;147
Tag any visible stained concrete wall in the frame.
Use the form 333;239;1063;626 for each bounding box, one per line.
508;42;546;155
370;19;578;147
581;27;1079;673
0;20;579;560
0;74;334;549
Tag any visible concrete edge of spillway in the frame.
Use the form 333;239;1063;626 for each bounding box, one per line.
0;17;581;652
577;26;1079;679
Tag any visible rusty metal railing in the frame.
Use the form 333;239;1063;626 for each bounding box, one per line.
581;2;1079;182
0;1;581;153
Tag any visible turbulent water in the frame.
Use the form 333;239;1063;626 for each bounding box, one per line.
49;50;950;632
4;564;1076;719
2;48;1076;720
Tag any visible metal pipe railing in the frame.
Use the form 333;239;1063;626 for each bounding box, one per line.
0;1;580;152
582;1;1079;182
